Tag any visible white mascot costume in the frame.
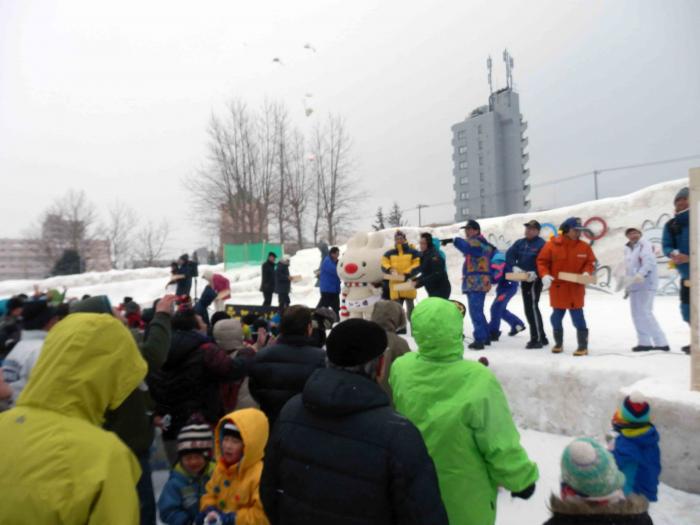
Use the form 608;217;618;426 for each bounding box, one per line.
338;232;385;320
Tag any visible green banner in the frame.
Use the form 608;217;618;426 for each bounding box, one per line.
223;242;283;270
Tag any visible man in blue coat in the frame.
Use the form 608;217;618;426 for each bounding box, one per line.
443;220;495;350
506;220;548;349
662;187;690;354
317;246;341;317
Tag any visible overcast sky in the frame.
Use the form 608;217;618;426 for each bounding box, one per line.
2;0;699;256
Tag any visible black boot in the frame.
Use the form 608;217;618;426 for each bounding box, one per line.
551;330;564;354
489;331;501;342
574;329;589;356
682;345;690;354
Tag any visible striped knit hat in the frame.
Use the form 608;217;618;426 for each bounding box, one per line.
177;422;213;457
222;421;242;440
561;438;625;498
620;395;651;424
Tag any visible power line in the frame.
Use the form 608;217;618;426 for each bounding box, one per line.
533;153;700;189
398;152;700;221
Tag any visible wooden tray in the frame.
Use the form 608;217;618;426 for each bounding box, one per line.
506;272;530;282
393;281;415;292
558;272;597;285
290;275;303;283
383;273;406;282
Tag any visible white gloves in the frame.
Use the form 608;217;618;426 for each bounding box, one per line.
542;275;554;290
582;272;590;277
513;266;524;273
526;271;537;283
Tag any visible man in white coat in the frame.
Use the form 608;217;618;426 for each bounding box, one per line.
623;228;669;352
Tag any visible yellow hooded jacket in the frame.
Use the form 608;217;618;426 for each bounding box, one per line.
201;408;270;525
0;313;147;525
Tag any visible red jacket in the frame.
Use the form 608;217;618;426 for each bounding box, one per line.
537;235;596;309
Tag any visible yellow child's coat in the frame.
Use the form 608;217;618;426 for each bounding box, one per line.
201;408;270;525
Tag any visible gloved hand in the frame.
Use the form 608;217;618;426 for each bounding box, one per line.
582;272;590;277
512;266;524;273
512;482;536;500
632;273;644;284
542;275;554;290
440;238;454;246
526;271;537;283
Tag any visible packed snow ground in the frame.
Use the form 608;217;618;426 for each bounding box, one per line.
151;428;700;525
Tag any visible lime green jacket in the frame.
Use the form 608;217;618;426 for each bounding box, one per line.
0;313;147;524
390;298;538;525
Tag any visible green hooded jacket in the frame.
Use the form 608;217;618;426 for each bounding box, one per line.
389;297;538;525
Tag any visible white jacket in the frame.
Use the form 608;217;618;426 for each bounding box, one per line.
624;238;658;292
1;330;47;408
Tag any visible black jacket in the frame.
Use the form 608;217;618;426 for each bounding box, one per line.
275;263;291;295
149;329;249;440
415;247;451;299
260;367;449;525
261;260;276;293
248;335;325;426
104;312;171;455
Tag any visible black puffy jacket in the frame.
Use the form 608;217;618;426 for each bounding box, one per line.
415;246;451;299
149;329;249;440
248;335;325;426
261;260;276;293
260;367;449;525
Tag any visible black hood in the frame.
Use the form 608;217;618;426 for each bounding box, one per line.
302;368;389;417
166;329;209;367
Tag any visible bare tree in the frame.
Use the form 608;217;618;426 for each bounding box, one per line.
133;220;170;266
311;114;361;244
191;100;279;245
285;129;311;247
104;199;138;268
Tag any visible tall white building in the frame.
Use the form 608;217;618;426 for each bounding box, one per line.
452;51;530;221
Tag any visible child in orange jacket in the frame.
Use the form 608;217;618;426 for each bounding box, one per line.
197;408;270;525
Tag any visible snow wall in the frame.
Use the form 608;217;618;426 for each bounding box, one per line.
1;178;699;492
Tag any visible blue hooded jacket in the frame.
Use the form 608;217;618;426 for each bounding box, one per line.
612;427;661;502
662;209;689;279
319;255;341;294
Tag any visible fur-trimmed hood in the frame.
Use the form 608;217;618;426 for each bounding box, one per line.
548;493;651;518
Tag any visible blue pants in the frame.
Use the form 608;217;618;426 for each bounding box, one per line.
489;284;524;333
551;308;587;331
137;452;156;525
467;292;489;343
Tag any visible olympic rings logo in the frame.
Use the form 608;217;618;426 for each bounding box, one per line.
539;216;608;242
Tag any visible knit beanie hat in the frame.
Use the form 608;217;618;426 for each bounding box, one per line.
561;438;625;498
177;422;214;457
124;301;140;315
21;300;58;330
213;318;244;351
618;394;651;424
222;421;242;441
675;186;689;203
326;319;387;367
